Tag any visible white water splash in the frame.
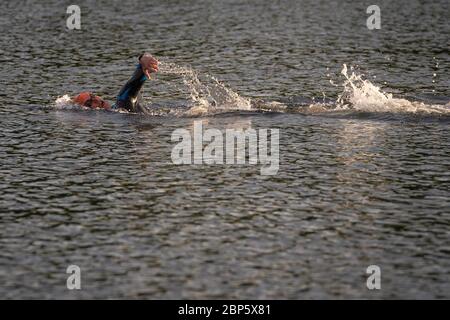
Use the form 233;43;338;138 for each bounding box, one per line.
55;94;73;108
337;64;449;114
159;62;251;115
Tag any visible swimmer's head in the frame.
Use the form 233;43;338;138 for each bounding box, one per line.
73;92;110;109
73;92;91;105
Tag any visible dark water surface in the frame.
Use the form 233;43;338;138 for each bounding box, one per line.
0;0;449;299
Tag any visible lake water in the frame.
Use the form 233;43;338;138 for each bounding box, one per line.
0;0;449;299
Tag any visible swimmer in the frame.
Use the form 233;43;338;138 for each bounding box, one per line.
72;53;159;112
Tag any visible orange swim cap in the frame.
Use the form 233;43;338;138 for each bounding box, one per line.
73;92;92;106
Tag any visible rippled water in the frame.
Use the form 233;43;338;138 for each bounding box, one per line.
0;0;449;299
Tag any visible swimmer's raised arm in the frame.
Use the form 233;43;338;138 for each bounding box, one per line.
114;52;159;112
